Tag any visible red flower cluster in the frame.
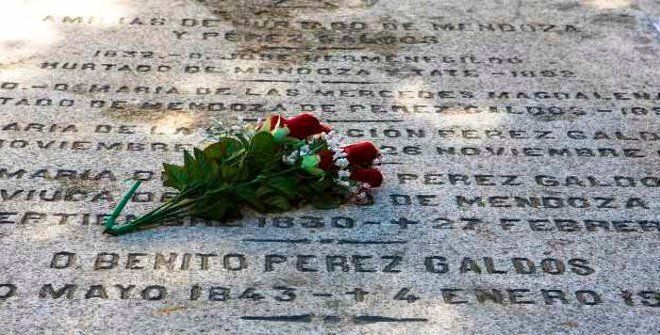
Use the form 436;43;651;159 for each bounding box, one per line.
326;141;383;188
265;113;383;189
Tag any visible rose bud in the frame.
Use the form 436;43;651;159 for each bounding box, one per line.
318;149;334;170
284;113;332;139
342;141;380;167
350;168;383;188
260;114;285;130
257;114;286;131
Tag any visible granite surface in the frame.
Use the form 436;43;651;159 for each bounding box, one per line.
0;0;658;334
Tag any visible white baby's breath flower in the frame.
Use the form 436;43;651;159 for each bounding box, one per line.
299;145;310;155
333;151;346;160
338;170;351;179
335;158;349;168
283;156;296;165
327;138;341;147
336;179;351;187
332;146;345;153
353;191;370;205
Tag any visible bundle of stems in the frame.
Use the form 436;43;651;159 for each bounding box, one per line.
103;167;304;235
103;181;198;235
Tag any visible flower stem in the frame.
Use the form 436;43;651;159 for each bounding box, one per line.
103;181;143;234
103;181;196;235
104;166;306;236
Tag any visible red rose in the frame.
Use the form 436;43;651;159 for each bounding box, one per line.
284;113;332;139
318;149;334;170
342;141;380;167
268;114;285;130
350;168;383;188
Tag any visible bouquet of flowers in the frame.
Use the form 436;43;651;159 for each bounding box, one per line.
104;113;383;235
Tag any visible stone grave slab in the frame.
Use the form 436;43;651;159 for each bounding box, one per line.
0;0;658;334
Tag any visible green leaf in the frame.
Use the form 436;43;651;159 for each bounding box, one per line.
221;164;238;181
249;131;279;167
264;195;291;211
206;160;221;183
309;193;342;209
163;163;186;189
235;186;265;212
204;138;242;161
250;131;274;148
194;148;212;177
266;176;298;197
194;199;228;220
307;177;334;192
255;185;275;199
183;150;202;182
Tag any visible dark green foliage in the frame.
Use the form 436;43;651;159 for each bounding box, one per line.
105;131;345;235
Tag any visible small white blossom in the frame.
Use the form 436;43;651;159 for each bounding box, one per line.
283;156;296;165
338;170;351;179
353;191;370;205
336;179;351;187
299;145;310;155
335;158;349;168
332;147;346;157
326;135;342;146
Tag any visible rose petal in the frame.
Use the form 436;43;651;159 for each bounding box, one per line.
342;141;380;167
284;113;332;139
350;168;383;188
